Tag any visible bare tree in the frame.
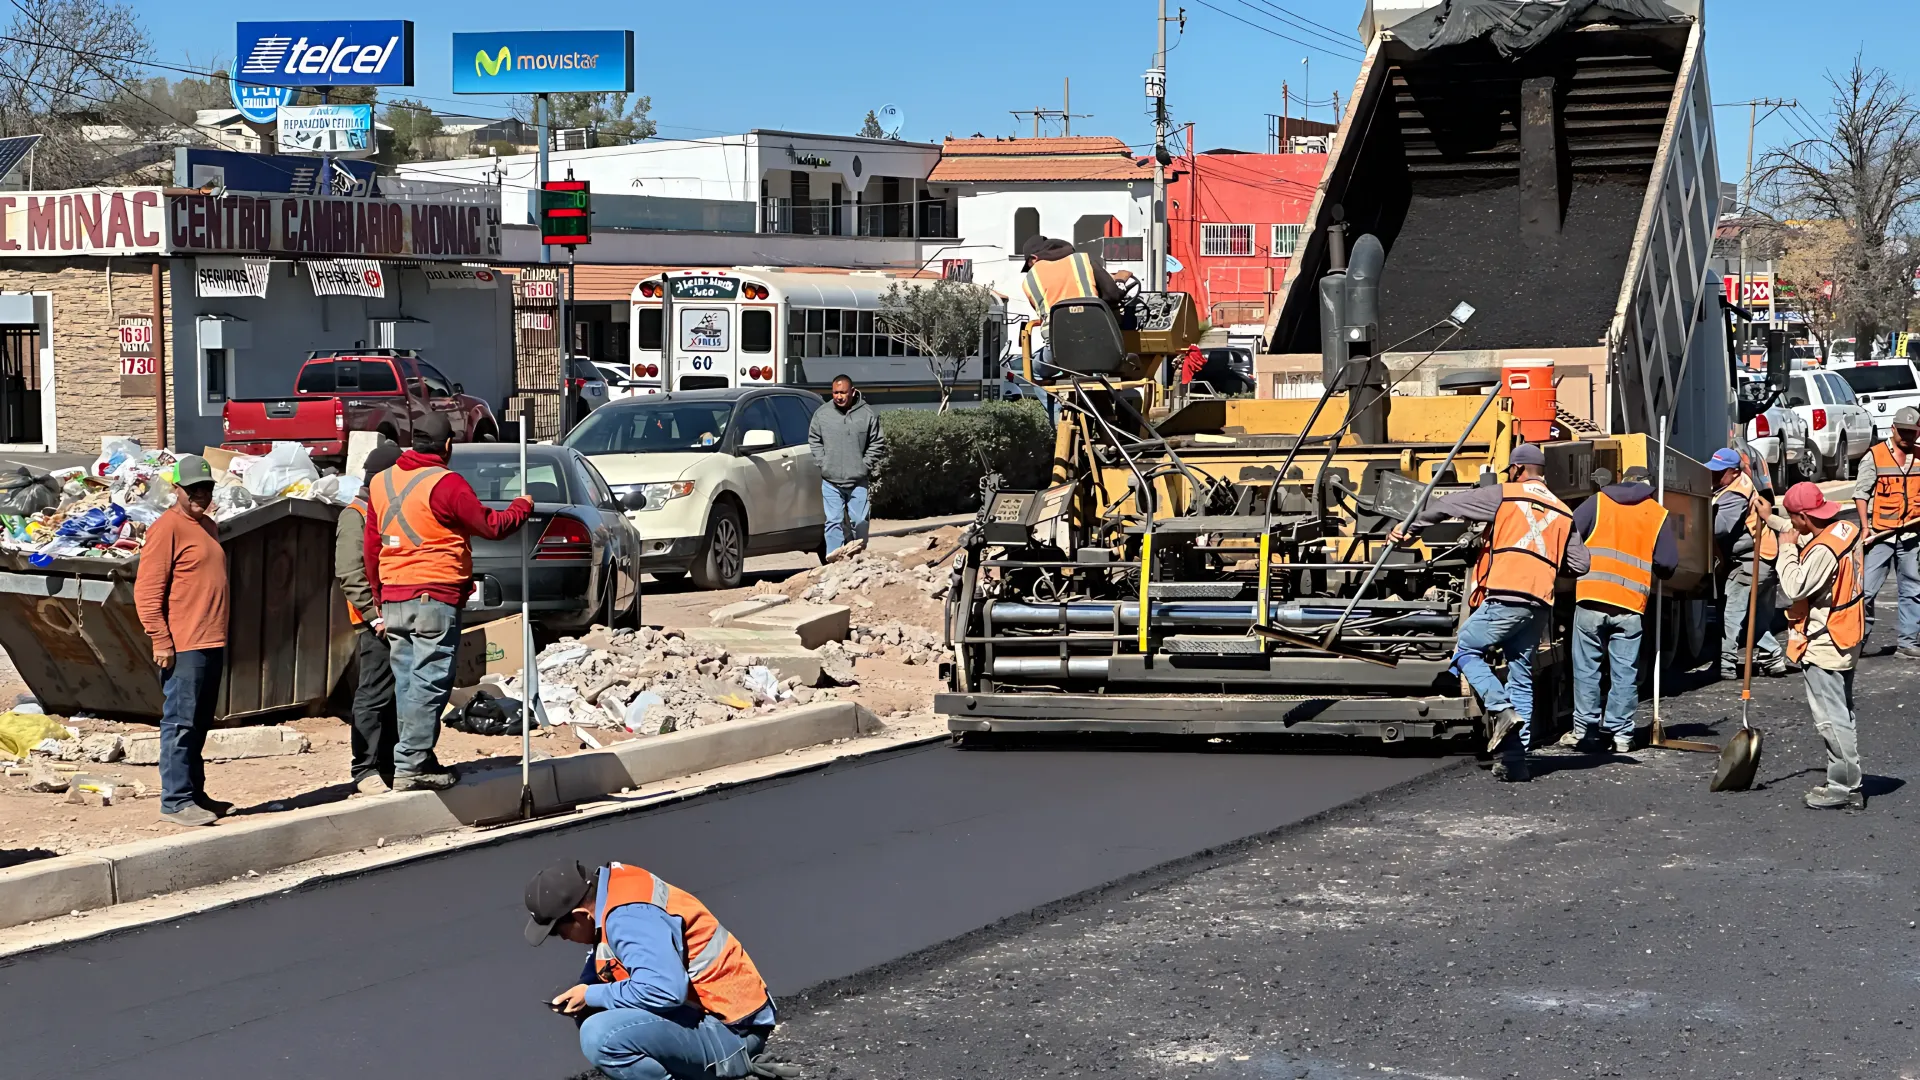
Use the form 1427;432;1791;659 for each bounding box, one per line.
1759;57;1920;349
0;0;149;186
877;280;994;412
1769;219;1848;359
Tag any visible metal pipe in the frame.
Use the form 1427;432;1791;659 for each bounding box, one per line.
986;601;1456;631
994;657;1111;678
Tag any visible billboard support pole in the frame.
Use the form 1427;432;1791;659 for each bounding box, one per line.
320;89;330;196
537;93;550;266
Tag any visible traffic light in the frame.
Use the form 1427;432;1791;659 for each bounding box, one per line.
540;179;591;247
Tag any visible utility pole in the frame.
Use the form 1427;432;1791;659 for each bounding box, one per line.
1009;79;1090;139
1719;97;1794;353
1147;4;1180;292
537;93;551;266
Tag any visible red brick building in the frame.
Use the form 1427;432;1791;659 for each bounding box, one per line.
1168;146;1328;330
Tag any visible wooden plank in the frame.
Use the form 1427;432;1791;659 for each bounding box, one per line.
258;518;296;711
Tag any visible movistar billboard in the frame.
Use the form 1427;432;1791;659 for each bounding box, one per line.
451;30;634;94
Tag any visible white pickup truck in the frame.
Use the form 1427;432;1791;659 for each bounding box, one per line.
1785;369;1874;480
1833;359;1920;442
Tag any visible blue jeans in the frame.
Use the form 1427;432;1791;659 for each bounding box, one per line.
1804;664;1862;793
1721;555;1783;672
159;647;224;813
384;597;460;775
1453;600;1545;760
578;1009;767;1080
1863;531;1920;650
1572;604;1642;738
822;481;871;552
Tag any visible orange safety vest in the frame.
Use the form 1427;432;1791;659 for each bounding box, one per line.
1471;480;1574;608
1785;519;1866;662
1576;492;1668;614
1869;440;1920;531
369;465;471;587
1022;252;1100;315
343;497;369;625
1723;472;1779;560
591;863;772;1026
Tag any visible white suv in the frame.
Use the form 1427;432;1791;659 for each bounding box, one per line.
562;387;828;588
1833;359;1920;442
1785;370;1874;480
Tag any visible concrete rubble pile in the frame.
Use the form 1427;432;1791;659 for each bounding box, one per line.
794;534;957;604
843;621;952;668
506;626;849;738
0;437;356;565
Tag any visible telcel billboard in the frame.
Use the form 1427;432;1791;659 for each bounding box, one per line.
451;30;633;94
237;21;414;87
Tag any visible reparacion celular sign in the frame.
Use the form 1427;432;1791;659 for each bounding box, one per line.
451;30;633;94
236;21;414;87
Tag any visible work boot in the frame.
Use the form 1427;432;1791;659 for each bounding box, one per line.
194;795;235;818
160;804;218;827
1718;667;1739;681
1491;757;1531;783
1762;657;1791;677
355;773;392;796
1486;708;1521;754
393;767;458;792
1897;646;1920;660
1804;785;1864;810
1556;726;1590;749
1613;734;1636;754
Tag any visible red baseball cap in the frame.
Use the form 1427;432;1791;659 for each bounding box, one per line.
1782;481;1843;520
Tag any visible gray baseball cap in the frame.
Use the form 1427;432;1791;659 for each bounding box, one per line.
1895;406;1920;428
172;454;215;487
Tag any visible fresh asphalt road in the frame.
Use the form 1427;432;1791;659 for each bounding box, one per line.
0;741;1442;1079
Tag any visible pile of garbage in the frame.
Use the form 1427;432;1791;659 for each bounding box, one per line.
449;626;849;739
0;703;135;801
0;438;358;564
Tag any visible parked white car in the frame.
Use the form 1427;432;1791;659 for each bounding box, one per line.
1738;373;1816;484
1785;369;1874;480
561;387;828;588
1832;359;1920;442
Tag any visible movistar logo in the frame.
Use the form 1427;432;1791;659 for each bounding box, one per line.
476;47;511;77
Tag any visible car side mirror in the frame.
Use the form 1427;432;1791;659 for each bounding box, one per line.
453;382;464;394
619;490;647;511
739;429;778;452
1736;398;1764;424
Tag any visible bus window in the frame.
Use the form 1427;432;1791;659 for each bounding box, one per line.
741;309;773;353
635;308;663;351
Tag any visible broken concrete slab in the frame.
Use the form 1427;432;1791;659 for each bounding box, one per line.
736;603;851;650
680;626;808;653
124;726;310;766
708;594;790;627
0;854;113;928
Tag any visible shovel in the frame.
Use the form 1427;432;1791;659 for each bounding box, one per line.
1648;418;1718;754
1710;540;1766;792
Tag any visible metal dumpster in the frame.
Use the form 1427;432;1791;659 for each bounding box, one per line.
0;498;356;722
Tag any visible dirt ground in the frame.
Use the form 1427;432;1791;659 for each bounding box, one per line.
0;529;953;863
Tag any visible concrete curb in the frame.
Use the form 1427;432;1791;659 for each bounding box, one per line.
0;702;879;930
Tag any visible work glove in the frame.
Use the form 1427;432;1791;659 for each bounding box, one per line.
746;1056;802;1078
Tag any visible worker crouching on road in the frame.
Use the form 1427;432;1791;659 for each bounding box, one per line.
525;860;788;1080
1710;447;1788;679
1393;443;1589;782
1853;406;1920;657
133;455;233;827
1773;482;1868;810
334;441;403;794
363;414;531;791
1565;466;1678;752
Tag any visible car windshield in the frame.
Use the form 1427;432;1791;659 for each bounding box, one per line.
450;455;571;503
1838;364;1918;395
564;400;735;454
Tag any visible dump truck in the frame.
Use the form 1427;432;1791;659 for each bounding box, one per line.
935;0;1734;745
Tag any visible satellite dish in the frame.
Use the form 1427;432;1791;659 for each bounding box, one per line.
877;103;905;138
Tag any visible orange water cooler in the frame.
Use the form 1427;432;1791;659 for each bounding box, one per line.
1500;359;1557;443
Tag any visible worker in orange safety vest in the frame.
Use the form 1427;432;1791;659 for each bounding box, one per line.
525;859;787;1080
1393;443;1590;782
1019;235;1123;322
1709;446;1788;679
1564;465;1679;753
1773;482;1868;809
1851;405;1920;657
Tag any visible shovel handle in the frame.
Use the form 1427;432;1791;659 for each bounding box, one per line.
1740;526;1763;706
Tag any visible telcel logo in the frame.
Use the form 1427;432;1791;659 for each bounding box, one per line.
244;34;402;77
476;47;510;77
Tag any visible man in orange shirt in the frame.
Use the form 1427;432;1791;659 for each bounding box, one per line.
363;413;531;790
133;454;231;827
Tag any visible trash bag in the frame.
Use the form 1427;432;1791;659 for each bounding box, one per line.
0;466;58;516
0;710;71;758
56;503;127;546
213;484;257;516
446;690;519;736
242;442;321;499
91;436;142;479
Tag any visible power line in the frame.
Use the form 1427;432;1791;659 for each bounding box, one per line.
1189;0;1365;62
1238;0;1366;56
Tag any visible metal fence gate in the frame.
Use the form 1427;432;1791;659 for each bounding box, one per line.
0;326;41;444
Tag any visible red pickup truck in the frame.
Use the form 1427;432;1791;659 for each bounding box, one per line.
221;350;500;460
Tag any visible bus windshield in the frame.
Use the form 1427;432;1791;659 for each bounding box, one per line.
564;400;735;454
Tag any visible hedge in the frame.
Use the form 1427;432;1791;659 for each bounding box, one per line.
870;401;1055;518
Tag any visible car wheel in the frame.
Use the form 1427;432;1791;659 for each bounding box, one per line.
475;424;498;443
1794;444;1821;485
690;503;745;589
1832;438;1851;481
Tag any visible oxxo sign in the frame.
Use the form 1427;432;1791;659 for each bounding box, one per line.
236;21;415;87
1724;278;1773;306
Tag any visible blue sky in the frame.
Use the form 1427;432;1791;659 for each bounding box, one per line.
142;1;1914;178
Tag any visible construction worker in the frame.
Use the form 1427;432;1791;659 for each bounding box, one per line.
523;859;785;1080
1709;447;1787;679
333;441;403;794
363;413;532;791
1394;443;1589;781
1019;235;1123;321
1562;466;1679;752
1853;406;1920;657
1772;482;1867;810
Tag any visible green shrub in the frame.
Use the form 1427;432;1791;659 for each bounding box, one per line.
871;402;1054;518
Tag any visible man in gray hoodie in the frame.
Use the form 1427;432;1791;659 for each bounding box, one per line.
809;374;887;551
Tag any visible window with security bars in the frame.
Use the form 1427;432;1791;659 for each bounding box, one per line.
1201;223;1255;257
1271;223;1302;257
